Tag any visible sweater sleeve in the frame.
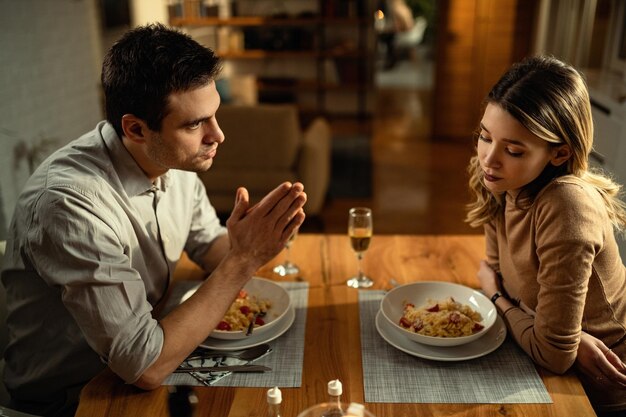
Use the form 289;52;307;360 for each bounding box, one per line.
484;220;500;272
507;182;604;373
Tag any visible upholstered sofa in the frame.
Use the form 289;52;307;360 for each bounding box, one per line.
198;104;331;217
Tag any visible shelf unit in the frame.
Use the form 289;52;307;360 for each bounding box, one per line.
168;0;374;119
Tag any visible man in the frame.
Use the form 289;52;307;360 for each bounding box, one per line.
1;23;306;417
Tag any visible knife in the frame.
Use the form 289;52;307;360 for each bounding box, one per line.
174;365;271;373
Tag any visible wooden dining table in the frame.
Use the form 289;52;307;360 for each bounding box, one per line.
74;233;597;417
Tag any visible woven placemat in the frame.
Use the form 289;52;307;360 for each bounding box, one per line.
359;290;552;403
164;281;308;387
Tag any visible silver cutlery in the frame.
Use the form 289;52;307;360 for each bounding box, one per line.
174;364;271;373
187;343;271;362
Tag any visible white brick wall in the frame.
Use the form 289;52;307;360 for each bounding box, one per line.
0;0;103;239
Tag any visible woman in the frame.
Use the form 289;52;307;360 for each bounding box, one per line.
466;55;626;416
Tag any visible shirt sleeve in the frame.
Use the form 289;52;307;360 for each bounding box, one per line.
184;175;228;266
25;185;163;384
508;182;604;373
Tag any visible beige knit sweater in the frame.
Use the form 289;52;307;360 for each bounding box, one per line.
485;175;626;412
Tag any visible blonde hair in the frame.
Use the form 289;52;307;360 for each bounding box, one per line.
465;56;626;230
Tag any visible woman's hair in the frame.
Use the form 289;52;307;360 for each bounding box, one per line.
465;55;626;230
101;23;222;138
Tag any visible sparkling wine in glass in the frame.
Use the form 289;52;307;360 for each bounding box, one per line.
273;231;299;276
347;207;373;288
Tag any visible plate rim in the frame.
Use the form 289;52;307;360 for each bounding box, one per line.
375;309;507;361
200;304;296;351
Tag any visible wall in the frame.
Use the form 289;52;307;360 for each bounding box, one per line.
130;0;167;26
0;0;103;239
432;0;538;141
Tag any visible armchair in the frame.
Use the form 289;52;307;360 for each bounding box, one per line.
198;104;331;216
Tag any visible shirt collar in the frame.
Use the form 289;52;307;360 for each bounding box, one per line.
99;121;171;196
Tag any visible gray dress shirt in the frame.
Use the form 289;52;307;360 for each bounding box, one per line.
1;121;226;402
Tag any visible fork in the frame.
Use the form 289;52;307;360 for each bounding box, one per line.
246;311;266;336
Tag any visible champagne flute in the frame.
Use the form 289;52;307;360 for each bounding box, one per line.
273;231;299;276
347;207;373;288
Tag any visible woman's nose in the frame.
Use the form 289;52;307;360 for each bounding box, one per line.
482;146;501;168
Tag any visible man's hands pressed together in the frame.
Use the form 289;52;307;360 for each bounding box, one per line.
226;182;307;272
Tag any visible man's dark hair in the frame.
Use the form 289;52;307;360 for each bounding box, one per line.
101;23;222;138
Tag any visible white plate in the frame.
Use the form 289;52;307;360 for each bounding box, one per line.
181;277;291;340
380;281;497;346
200;305;296;351
375;309;507;361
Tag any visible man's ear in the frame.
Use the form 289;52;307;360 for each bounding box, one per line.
121;114;148;144
550;144;571;167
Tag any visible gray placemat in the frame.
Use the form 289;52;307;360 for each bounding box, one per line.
359;290;552;403
164;281;308;387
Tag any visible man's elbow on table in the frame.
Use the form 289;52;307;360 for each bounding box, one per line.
133;369;167;391
132;359;175;390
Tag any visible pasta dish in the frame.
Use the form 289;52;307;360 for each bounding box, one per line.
399;297;484;337
216;289;272;331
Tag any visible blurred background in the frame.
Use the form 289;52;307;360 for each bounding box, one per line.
1;0;624;243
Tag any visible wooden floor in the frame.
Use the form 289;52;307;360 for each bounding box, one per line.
311;86;477;236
